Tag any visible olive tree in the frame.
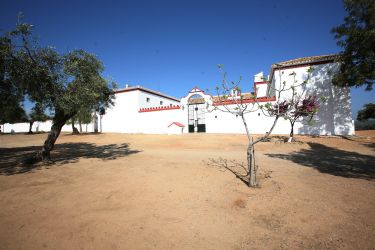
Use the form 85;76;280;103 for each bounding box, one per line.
1;18;115;162
28;103;49;134
67;107;95;134
331;0;375;90
357;103;375;121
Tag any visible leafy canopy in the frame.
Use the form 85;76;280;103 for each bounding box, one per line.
29;103;49;122
0;16;115;123
331;0;375;90
357;103;375;121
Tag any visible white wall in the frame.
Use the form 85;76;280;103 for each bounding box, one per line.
2;121;53;133
2;68;354;136
168;124;184;135
205;105;279;134
101;89;181;134
137;109;184;134
101;90;140;133
139;91;180;108
255;83;268;98
2;122;32;133
61;121;97;133
272;63;354;135
181;62;354;136
1;120;96;134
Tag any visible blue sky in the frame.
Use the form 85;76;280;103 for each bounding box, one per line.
1;0;373;119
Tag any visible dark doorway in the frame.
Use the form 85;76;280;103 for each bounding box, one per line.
197;124;206;132
188;102;206;133
188;125;195;133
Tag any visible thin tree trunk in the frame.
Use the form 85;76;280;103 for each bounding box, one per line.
244;115;280;187
248;138;257;187
288;120;295;143
100;115;102;133
79;120;82;133
240;114;257;187
28;121;34;134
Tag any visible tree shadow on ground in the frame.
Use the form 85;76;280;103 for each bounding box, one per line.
203;158;273;186
62;132;103;137
0;143;141;175
266;142;375;180
339;135;375;150
361;142;375;150
204;157;250;185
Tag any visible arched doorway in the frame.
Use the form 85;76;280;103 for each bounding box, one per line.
188;94;206;133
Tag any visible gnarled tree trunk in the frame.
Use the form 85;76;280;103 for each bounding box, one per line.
28;110;75;163
71;119;79;134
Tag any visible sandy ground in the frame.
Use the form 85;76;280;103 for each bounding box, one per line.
0;131;374;250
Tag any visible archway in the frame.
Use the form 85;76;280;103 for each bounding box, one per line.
187;94;206;133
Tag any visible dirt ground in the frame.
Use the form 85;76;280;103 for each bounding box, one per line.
0;131;374;250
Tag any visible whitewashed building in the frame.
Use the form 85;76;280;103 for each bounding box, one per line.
1;55;355;135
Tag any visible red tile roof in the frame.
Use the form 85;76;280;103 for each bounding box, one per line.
168;122;185;127
269;54;339;83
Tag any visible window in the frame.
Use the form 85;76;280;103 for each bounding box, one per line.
160;101;163;105
146;97;150;102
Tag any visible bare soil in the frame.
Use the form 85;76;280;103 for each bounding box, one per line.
0;131;374;249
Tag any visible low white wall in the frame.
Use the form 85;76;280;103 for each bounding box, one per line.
206;107;281;134
1;120;96;134
61;121;96;133
2;122;31;133
2;121;53;133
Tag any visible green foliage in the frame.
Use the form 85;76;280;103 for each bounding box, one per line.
355;119;375;130
1;16;115;159
0;82;27;124
77;108;93;124
1;18;115;120
357;103;375;121
331;0;375;90
67;107;93;125
29;103;49;122
0;27;27;124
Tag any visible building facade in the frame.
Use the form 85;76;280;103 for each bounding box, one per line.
1;55;355;136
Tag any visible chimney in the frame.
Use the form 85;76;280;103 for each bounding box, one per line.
254;72;264;83
125;84;129;88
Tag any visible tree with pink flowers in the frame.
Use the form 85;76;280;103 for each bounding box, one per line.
212;66;320;187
